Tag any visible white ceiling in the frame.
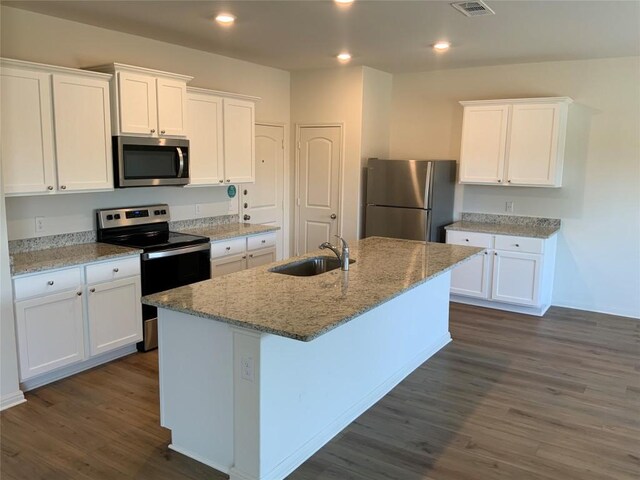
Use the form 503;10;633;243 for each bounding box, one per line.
4;0;639;73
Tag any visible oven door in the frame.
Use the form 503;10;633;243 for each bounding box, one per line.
139;243;210;351
115;136;189;187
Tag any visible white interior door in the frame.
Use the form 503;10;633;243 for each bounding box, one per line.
243;124;285;260
296;126;341;255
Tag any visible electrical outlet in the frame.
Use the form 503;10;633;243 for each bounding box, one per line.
195;204;202;216
35;216;45;233
240;356;254;382
505;201;514;213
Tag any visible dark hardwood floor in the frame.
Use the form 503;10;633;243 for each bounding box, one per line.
2;304;639;480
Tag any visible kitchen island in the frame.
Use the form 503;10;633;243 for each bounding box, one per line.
143;237;482;480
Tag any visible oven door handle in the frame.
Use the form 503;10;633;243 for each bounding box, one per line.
142;243;210;260
176;147;185;178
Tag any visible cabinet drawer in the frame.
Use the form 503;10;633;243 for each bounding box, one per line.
247;232;276;252
86;256;140;284
494;235;543;254
14;267;82;301
211;237;246;258
447;230;493;248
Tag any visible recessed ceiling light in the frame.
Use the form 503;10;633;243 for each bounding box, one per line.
337;52;352;62
433;41;451;52
335;0;354;4
215;13;236;25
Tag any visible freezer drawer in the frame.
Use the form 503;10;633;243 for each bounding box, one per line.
365;205;430;241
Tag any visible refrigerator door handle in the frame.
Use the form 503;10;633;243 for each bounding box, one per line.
424;161;434;208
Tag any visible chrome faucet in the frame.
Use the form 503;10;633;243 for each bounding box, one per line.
319;235;350;271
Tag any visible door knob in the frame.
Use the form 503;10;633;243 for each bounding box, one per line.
330;214;337;220
244;214;251;221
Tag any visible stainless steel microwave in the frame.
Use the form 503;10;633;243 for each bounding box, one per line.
113;136;189;187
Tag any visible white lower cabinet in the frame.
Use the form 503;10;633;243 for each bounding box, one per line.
447;230;556;316
12;255;141;386
15;289;85;380
211;232;277;278
87;276;142;356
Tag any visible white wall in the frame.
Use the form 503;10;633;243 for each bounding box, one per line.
360;67;393;235
389;57;640;318
0;6;290;240
290;67;364;244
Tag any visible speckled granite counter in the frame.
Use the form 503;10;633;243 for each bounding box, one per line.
143;237;482;341
179;222;279;241
11;243;142;276
446;213;561;239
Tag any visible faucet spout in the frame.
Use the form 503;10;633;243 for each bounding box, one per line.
319;235;350;271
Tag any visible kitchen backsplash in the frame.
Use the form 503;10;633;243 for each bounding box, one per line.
461;212;561;227
8;214;239;253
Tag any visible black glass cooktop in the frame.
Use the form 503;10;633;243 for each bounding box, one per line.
105;231;209;253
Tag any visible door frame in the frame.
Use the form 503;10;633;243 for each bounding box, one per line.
294;123;345;256
248;122;290;259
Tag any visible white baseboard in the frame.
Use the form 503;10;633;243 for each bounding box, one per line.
451;295;548;316
550;301;640;320
20;344;137;392
0;390;26;411
169;443;230;474
230;333;451;480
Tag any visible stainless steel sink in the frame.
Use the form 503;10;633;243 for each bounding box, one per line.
270;256;355;277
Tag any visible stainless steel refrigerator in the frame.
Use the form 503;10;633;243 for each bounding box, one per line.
364;159;456;242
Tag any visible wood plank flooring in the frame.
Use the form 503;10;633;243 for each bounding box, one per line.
2;304;639;479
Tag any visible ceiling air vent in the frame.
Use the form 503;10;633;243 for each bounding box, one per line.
450;1;495;17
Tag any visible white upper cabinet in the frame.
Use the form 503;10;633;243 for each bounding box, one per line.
90;64;192;138
459;97;571;187
1;66;56;194
52;74;113;192
1;59;113;196
223;97;256;184
187;87;258;186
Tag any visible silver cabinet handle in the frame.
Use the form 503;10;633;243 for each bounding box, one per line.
161;130;166;135
60;185;67;190
89;288;96;293
48;280;54;286
150;129;156;133
176;147;185;178
47;186;54;190
330;213;337;219
113;268;119;272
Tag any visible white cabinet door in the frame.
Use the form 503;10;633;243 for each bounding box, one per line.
117;71;157;135
1;67;56;194
506;103;561;187
223;98;255;184
52;74;113;192
247;247;276;269
187;91;224;185
15;289;84;380
211;254;247;278
491;251;541;306
157;78;187;137
87;276;142;356
450;250;491;299
459;105;509;185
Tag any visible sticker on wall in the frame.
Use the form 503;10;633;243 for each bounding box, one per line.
227;185;237;198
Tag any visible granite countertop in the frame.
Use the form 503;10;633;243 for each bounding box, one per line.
179;223;279;241
11;243;142;276
445;221;560;239
143;237;482;342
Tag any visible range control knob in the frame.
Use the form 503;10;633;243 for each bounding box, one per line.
114;214;121;220
160;209;167;215
154;210;161;215
106;214;114;221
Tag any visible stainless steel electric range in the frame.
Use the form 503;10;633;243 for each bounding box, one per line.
96;204;210;351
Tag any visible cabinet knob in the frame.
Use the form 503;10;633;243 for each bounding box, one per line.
77;291;82;296
90;288;96;293
515;244;520;247
219;180;224;183
161;130;166;135
60;185;67;190
150;129;156;133
249;254;254;258
244;189;248;195
244;203;248;208
113;267;119;272
484;251;487;255
47;280;54;286
47;185;54;191
330;213;337;220
226;179;231;183
465;238;469;242
244;214;251;221
226;246;231;251
497;179;502;183
261;239;266;244
508;180;512;183
242;255;246;259
494;252;498;256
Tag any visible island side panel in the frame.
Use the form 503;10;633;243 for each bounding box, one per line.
230;272;452;480
158;309;235;473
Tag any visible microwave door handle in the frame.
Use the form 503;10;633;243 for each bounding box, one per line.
176;147;185;178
